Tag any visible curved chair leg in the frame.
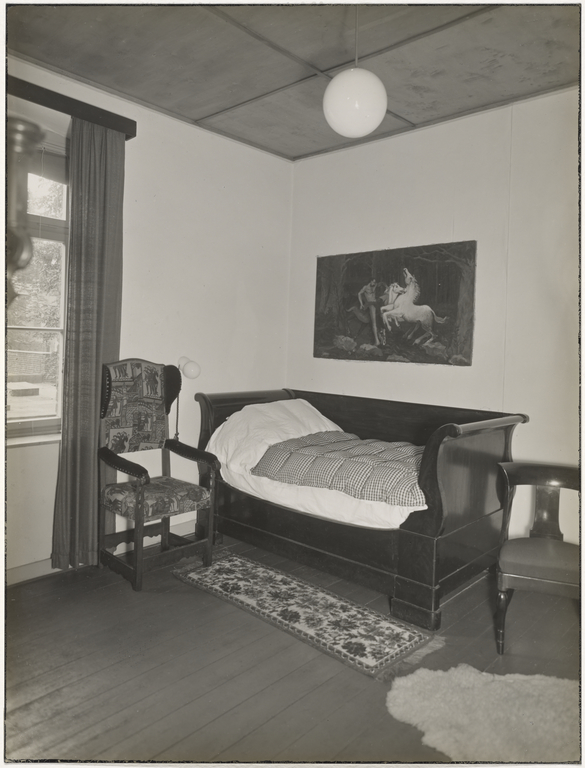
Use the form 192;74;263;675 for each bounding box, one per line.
495;588;514;654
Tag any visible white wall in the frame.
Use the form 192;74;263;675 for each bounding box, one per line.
6;439;60;578
119;93;293;451
6;58;293;579
504;92;579;459
503;92;580;540
287;88;579;541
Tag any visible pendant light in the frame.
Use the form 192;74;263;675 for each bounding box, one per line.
323;7;388;138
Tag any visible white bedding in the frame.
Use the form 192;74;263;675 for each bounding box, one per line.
206;399;427;530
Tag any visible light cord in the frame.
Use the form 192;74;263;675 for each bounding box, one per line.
174;392;180;440
355;6;358;68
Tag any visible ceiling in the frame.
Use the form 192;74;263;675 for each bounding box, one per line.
6;4;581;161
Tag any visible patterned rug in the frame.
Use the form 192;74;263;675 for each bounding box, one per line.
386;663;580;762
174;553;432;680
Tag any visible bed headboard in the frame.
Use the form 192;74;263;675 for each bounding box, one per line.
293;390;511;444
195;389;295;451
195;388;511;450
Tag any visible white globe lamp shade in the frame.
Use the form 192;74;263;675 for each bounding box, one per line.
182;360;201;379
323;68;388;138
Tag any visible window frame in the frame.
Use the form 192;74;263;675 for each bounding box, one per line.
6;149;69;439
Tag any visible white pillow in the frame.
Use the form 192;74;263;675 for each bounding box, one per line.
207;398;341;472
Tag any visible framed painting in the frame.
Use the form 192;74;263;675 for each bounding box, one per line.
313;241;476;365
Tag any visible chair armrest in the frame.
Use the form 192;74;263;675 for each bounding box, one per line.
98;446;150;482
165;438;221;472
499;461;580;492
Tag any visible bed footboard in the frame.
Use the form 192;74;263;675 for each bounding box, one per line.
391;414;529;629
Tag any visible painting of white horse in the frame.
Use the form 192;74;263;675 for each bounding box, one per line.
313;241;476;365
382;268;448;345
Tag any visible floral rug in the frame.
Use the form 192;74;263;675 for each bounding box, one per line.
174;553;431;680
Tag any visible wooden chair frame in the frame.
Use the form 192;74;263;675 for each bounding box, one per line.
98;361;220;590
495;461;580;654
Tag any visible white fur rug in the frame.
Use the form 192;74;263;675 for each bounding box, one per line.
386;663;580;763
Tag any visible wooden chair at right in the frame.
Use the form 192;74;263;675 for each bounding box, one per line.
495;461;580;655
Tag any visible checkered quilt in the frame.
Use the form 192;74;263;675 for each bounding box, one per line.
251;431;426;508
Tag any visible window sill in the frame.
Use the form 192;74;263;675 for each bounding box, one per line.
7;433;62;448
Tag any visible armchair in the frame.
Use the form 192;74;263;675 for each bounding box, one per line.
98;358;219;590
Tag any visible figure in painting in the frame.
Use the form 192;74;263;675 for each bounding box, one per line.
357;279;381;345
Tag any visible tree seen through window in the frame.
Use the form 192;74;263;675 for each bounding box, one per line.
6;158;68;433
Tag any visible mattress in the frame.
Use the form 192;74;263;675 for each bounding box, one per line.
206;398;427;530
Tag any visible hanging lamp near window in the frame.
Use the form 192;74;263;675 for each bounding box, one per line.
323;7;388;138
6;117;44;305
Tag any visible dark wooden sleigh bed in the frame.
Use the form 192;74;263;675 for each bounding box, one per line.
195;389;528;630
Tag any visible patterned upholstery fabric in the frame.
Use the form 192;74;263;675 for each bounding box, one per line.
103;359;167;453
102;477;210;521
101;359;210;522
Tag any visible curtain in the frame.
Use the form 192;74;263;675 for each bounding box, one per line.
51;118;125;570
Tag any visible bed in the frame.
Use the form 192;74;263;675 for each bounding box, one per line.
195;389;528;630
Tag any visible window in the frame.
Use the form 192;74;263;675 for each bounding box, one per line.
6;149;68;438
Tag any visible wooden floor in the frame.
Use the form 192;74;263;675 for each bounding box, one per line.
5;536;580;763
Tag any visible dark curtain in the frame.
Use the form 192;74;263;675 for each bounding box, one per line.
52;118;125;570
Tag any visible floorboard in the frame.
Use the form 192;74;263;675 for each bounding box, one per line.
157;652;345;762
5;537;580;763
98;635;316;762
214;667;368;762
8;610;270;757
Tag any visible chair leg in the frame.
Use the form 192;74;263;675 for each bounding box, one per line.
161;516;170;551
204;506;213;567
98;492;106;569
195;499;216;566
133;501;145;591
97;512;105;570
495;588;514;654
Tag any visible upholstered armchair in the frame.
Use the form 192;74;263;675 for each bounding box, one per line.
98;358;219;590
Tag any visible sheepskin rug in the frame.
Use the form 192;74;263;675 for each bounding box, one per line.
386;663;580;763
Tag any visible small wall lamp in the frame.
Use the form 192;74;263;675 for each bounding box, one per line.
178;356;201;380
